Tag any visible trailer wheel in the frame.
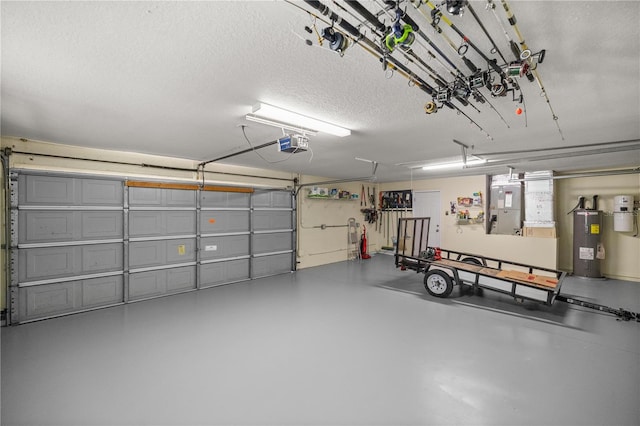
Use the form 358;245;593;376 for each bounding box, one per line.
424;270;454;298
461;257;482;265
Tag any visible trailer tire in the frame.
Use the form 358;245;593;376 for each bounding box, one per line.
461;257;482;265
424;270;454;298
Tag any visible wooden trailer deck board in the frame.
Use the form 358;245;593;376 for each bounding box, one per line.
433;258;483;272
496;270;559;289
430;259;558;289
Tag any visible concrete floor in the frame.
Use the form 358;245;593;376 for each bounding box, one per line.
2;254;639;425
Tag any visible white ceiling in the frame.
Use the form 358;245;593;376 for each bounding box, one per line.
2;0;639;182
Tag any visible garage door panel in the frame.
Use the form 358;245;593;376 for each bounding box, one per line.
129;211;195;237
19;283;77;319
82;244;123;272
20;211;74;243
252;232;292;254
252;190;292;208
128;187;163;206
200;259;250;288
129;239;195;268
128;187;195;207
201;210;249;234
20;247;75;281
19;175;76;205
252;253;292;278
81;179;123;205
129;271;166;299
19;175;123;206
19;243;124;282
165;211;196;234
20;211;122;244
128;267;195;300
167;266;196;292
129;212;164;237
201;191;250;208
129;241;164;268
165;189;196;206
166;239;196;263
200;235;249;260
82;275;124;306
80;212;123;239
252;210;292;231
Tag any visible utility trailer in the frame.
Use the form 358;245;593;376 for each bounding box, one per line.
394;217;639;322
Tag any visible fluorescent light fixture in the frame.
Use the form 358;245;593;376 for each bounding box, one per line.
249;102;351;137
245;114;318;136
422;158;487;171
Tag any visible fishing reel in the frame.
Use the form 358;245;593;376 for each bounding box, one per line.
432;0;466;21
321;26;349;56
424;101;439;114
445;0;466;15
490;77;520;98
424;86;452;114
468;71;489;90
385;24;415;51
506;61;530;78
385;4;416;52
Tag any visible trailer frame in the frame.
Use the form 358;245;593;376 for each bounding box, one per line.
393;217;639;322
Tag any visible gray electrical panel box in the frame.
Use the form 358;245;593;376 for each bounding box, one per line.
489;175;523;235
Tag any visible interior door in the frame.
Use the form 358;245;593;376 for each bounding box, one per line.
413;190;441;248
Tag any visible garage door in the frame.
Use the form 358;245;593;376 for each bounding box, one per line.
8;173;295;323
9;173;125;323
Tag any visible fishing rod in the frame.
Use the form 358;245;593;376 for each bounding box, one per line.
466;1;507;65
498;0;565;140
297;0;492;138
411;0;478;74
342;0;478;110
411;0;511;127
381;1;489;113
337;1;448;88
485;0;524;62
425;0;527;117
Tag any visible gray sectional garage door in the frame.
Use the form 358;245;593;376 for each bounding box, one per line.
8;172;294;324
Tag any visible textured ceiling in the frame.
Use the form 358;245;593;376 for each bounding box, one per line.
2;1;639;182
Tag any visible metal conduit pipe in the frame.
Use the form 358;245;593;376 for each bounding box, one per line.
464;143;640;169
508;167;640;182
475;138;640;157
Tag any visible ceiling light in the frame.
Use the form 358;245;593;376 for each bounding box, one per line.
245;114;318;136
249;103;351;137
422;158;487;171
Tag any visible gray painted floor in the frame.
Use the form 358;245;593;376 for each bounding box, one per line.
2;254;639;426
